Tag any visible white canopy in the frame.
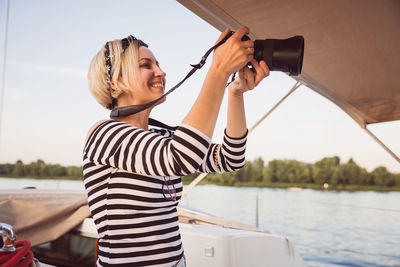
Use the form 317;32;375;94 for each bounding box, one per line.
177;0;400;128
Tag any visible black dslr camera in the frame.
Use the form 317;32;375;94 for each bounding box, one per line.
226;31;304;76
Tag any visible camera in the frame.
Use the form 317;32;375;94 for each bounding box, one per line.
227;31;304;76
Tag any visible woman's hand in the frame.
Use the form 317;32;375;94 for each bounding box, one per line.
211;26;255;77
228;59;270;96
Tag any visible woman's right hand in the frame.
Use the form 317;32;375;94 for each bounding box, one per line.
211;26;254;77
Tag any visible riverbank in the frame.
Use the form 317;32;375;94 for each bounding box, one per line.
3;176;399;192
0;175;82;181
201;181;400;192
183;180;400;192
2;157;399;191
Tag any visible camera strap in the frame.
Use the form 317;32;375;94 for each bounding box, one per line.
110;32;234;119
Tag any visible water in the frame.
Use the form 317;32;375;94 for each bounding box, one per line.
1;178;400;267
181;186;400;267
0;177;85;191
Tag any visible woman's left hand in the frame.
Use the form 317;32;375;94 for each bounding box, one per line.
228;59;269;96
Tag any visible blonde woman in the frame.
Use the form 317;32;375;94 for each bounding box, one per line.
83;26;269;267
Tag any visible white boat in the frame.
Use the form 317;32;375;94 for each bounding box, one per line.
0;189;306;266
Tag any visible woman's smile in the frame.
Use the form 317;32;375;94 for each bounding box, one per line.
149;79;164;91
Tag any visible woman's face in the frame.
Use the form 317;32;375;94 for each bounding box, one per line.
133;46;166;105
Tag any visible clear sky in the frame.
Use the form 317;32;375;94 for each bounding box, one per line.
0;0;399;173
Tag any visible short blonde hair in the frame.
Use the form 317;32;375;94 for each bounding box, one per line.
88;38;144;109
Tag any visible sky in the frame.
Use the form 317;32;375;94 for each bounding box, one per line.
0;0;399;173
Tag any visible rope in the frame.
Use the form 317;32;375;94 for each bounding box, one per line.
0;240;34;267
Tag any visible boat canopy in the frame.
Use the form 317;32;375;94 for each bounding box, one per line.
177;0;400;127
0;190;266;246
0;190;90;246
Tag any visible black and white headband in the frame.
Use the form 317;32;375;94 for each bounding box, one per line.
104;35;148;88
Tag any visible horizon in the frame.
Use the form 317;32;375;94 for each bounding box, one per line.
1;154;399;175
0;0;399;173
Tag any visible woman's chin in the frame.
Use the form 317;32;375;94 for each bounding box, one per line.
147;95;166;109
156;96;167;105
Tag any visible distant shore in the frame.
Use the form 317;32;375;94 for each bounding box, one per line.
2;156;399;192
181;180;400;192
2;176;399;192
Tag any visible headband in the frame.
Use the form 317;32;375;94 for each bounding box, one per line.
104;35;148;100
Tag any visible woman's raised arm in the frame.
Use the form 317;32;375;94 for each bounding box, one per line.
182;26;254;138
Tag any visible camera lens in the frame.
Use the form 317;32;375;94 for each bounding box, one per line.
254;36;304;76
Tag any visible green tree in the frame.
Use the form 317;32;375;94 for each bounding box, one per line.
312;156;340;185
359;168;372;185
219;172;236;186
66;166;83;178
252;157;264;183
394;173;400;187
12;160;25;177
334;158;361;186
299;163;313;183
240;161;255;183
37;160;48;177
264;160;279;183
0;163;13;175
50;164;67;177
372;166;394;186
28;160;42;176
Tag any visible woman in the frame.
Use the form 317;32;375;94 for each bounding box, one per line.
83;26;269;266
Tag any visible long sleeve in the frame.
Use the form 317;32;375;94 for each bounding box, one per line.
83;120;211;177
197;129;247;173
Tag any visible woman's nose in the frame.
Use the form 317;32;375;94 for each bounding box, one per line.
154;65;166;77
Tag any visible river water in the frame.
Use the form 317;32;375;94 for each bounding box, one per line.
1;178;399;267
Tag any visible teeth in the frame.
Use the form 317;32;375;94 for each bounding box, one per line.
151;83;163;88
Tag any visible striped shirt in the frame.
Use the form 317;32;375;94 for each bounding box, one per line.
83;120;247;266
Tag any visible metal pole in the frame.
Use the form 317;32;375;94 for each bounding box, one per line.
182;173;207;197
0;0;11;147
249;81;301;133
255;194;259;228
364;126;400;164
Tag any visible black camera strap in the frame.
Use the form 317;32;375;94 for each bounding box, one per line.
110;32;234;119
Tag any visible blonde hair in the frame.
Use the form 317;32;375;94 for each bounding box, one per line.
88;38;143;109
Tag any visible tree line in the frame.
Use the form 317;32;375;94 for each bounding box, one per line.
186;156;400;189
0;159;82;180
1;157;400;189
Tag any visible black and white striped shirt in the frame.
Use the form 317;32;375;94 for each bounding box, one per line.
83;120;247;266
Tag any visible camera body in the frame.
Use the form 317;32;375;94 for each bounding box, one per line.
227;31;304;76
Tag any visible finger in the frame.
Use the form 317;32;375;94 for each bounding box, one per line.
259;60;270;77
238;68;249;88
244;67;255;89
215;28;231;45
246;53;254;63
238;67;245;80
241;40;254;49
250;59;266;85
232;26;250;40
246;47;255;55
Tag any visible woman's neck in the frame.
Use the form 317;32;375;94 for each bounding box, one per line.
115;109;152;130
114;92;154;130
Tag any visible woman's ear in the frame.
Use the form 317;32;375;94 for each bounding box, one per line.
110;81;124;99
110;81;118;91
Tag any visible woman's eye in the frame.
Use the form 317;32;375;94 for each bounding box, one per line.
140;63;151;69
